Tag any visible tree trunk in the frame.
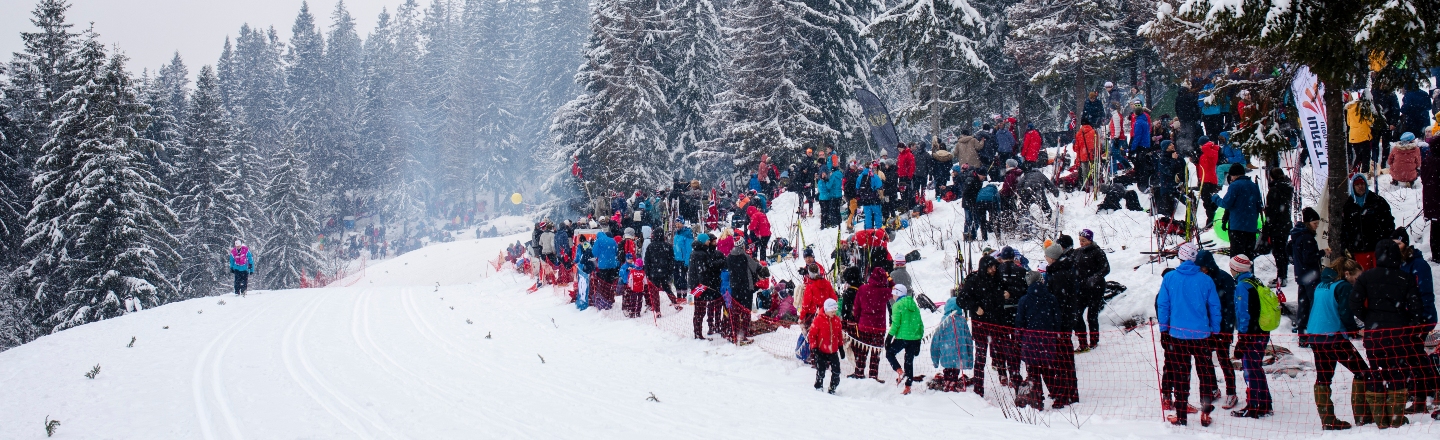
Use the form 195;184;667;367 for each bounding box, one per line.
930;56;941;138
1323;76;1347;252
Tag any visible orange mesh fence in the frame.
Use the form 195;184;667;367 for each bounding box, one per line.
513;264;1437;437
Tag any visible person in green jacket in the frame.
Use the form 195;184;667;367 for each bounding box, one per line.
885;284;925;395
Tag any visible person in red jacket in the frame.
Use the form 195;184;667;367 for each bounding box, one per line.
809;298;845;393
1074;119;1099;189
1195;136;1221;227
799;264;837;328
850;267;892;382
1022;124;1044;168
897;144;917;204
746;205;772;261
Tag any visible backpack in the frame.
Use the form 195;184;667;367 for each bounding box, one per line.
1242;277;1282;332
232;247;249;266
628;270;647;292
976;184;1000;203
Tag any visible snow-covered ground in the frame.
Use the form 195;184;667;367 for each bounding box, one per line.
0;154;1435;439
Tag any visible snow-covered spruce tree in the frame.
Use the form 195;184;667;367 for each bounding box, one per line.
358;8;406;211
2;0;79;172
795;0;875;151
0;71;27;270
285;2;331;199
467;0;529;209
370;0;429;225
228;24;287;161
866;0;990;136
661;0;722;171
321;1;367;212
1004;0;1129;123
262;142;320;290
172;66;250;297
33;47;181;332
699;0;836;182
138;53;188;183
551;0;673;193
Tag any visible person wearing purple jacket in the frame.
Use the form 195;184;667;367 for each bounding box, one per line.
1156;242;1222;426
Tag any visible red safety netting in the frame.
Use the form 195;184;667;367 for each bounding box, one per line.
503;262;1436;438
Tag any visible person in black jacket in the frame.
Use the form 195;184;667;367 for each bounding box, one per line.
644;234;682;312
1073;230;1110;351
726;238;760;344
1342;174;1395;270
1015;273;1061;409
961;255;1013;397
1350;239;1426;428
958;164;987;241
1263;167;1295;286
1289;208;1326;336
1196;250;1239;409
1043;244;1080;407
689;235;727;339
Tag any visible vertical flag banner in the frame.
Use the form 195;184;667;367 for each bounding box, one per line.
854;88;901;157
1291;66;1328;190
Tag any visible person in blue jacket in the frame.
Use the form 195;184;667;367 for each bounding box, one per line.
1130;103;1154;189
1230;255;1273;418
1212;164;1263;257
673;225;694;292
818;169;844;229
856;166;884;230
1156;242;1221;425
929;297;975;393
1218;132;1246;168
229;240;255;296
593;230;619;282
1199;77;1226;136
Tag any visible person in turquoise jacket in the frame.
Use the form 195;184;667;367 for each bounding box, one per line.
229;240;254;296
885;284;924;394
930;297;975;392
817;170;844;229
672;226;694;292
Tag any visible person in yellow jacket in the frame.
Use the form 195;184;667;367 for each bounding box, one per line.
1347;93;1376;173
885;284;925;394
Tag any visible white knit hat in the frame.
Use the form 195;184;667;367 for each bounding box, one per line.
823;298;838;313
1176;242;1198;262
1230;254;1253;273
891;284;908;297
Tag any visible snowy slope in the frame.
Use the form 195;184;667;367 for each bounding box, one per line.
1;153;1435;439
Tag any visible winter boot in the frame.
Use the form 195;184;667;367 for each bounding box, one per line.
1389;389;1410;427
1315;384;1352;430
1352;380;1373;426
1167;402;1189;426
1369;390;1392;429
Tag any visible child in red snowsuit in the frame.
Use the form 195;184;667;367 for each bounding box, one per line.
809;298;844;394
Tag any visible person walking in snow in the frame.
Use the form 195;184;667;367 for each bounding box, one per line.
230;240;255;296
690;234;726;339
1229;255;1273;419
1014;271;1061;409
809;298;845;394
885;284;924;395
1156;242;1220;426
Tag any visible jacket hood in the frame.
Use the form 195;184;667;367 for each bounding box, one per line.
866;267;889;286
1374;239;1403;268
1349;173;1369;201
944;297;959;316
677;227;693;238
1289;222;1315;238
1025;281;1053;299
1195;250;1219;273
978;255;998;272
1320;267;1339;284
596;231;611;241
642;225;652;239
1175;260;1202;276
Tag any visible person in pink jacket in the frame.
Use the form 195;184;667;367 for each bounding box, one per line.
1389;132;1424;187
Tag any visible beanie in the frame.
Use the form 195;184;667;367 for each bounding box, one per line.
823;298;838;313
1302;207;1320;223
1229;254;1253;273
891;284;908;297
1394;227;1410;245
1228;163;1247;177
1056;235;1074;250
998;246;1017;260
1006;158;1018;169
1079;229;1094;241
696;233;711;244
1044;244;1064;261
1177;242;1199;262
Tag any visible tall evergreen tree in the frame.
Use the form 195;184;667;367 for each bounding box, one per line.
1005;0;1130;122
322;1;367;215
867;0;990;135
138;53;188;182
172;66;249;297
262;141;320;290
796;0;876;149
698;0;836;181
662;0;722;170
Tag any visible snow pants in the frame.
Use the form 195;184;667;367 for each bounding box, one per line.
973;322;1018;393
814;351;841;390
1208;332;1238;395
850;328;884;378
693;298;723;338
1167;335;1218;411
232;269;249;295
885;338;921;386
862;205;882;230
1310;334;1370;387
1238;334;1272;410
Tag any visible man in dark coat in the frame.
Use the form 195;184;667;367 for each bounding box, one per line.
644;234;679;310
1073;230;1110;350
1341;174;1395;270
1212;165;1264;257
1015;274;1061;409
726;239;759;344
1288;208;1325;336
961;255;1014;396
1262;167;1294;286
1043;244;1081;407
689;235;727;339
1196;250;1239;408
1422;148;1440;261
1350;239;1426;428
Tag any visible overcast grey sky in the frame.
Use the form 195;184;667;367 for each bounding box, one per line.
0;0;395;77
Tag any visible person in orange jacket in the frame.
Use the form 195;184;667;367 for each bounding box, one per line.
808;298;845;393
1074;119;1099;188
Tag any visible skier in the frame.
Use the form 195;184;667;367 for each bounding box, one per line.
230;240;254;296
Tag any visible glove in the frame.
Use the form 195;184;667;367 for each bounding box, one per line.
839;346;847;359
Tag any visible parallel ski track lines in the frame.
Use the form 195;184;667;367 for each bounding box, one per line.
398;288;686;435
282;290;404;440
193;295;282;440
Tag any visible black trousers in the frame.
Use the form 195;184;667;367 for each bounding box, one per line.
232;270;249;295
1200;183;1219;226
1311;335;1369;386
886;338;922;386
974;322;1019;391
693;298;721;338
814;351;841;389
1167;335;1218;408
1079;289;1104;348
1229;231;1257;259
1209;332;1238;395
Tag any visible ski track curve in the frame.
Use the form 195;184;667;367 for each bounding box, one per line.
398;288;679;433
281;291;377;439
192;295;282;440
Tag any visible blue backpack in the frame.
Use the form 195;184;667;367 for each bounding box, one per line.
977;184;1000;203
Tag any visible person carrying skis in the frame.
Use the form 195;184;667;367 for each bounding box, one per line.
230;240;255;296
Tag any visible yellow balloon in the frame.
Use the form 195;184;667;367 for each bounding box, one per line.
510;193;523;204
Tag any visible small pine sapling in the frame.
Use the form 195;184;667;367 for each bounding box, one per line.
83;364;101;379
44;415;60;437
127;336;136;348
647;392;660;402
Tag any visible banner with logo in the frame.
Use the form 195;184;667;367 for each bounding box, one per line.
1291;66;1328;190
854;88;900;157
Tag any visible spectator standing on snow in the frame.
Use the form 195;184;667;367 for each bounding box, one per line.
886;284;924;395
1195;250;1239;410
1021;124;1044;169
1350;239;1425;429
1289;208;1325;337
1392;229;1438;413
690;234;726;339
897;143;917;204
673;224;694;293
1425;144;1440;259
1303;258;1370;430
799;263;838;329
962;255;1013;397
726;237;759;345
229;240;255;296
1043;244;1080;407
1014;271;1062;409
1341;174;1395;270
929;297;975;393
955;130;984;169
1230;255;1273;419
1388;132;1423;187
746;205;772;262
818;168;844;229
1156;242;1220;426
1074;230;1110;351
852;268;892;382
808;298;845;394
1212;165;1262;258
1346;93;1377;173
